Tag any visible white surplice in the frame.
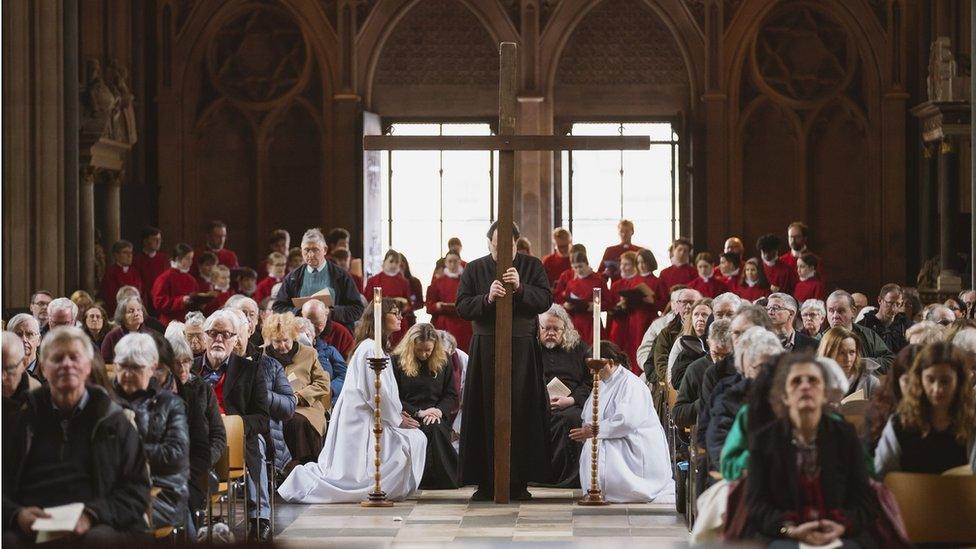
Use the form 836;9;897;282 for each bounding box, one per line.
579;365;676;503
277;339;427;503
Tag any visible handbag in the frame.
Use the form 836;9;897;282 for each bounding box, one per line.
868;478;913;548
722;477;750;541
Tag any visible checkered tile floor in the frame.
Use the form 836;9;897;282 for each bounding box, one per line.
275;487;689;546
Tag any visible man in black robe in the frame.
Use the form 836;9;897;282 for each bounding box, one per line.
457;222;553;500
538;305;592;487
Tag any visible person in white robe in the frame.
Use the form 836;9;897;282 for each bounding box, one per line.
572;342;675;503
277;337;427;502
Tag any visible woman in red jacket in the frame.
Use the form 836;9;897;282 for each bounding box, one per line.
556;252;607;347
734;258;771;302
364;250;413;345
425;250;472;352
151;243;199;325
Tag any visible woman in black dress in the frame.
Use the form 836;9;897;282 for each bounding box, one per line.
392;322;459;489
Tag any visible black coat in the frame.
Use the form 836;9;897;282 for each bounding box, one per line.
2;387;151;532
272;262;365;333
194;354;270;439
673;355;711;429
671;335;706;390
745;416;877;545
178;375;226;510
792;331;820;353
857;311;910;355
115;380;190;528
705;375;749;468
696;355;738;445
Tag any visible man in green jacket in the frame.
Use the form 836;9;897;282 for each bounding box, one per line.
825;290;894;374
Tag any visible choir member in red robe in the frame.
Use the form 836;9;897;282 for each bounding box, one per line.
793;253;827;302
779;221;825;282
254;252;287;303
659;237;697;294
257;228;290;280
599;219;643;281
234;268;258;298
194;220;239;274
734;257;771;302
365;250;414;345
100;240;143;314
686;252;730;298
715;252;742;286
628;249;664;366
542;227;573;289
398;253;424;326
330;248;364;294
757;233;797;294
151;243;199;324
711;236;743;279
194;251;217;292
206;265;234;313
447;236;466;267
132;227;169;308
426;251;472;352
608;251;640;355
556;252;607;346
553;244;587;300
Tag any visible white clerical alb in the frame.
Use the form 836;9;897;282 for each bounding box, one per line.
580;365;676;503
277;339;427;503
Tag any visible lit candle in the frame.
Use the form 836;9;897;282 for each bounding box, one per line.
592;288;601;359
373;287;383;357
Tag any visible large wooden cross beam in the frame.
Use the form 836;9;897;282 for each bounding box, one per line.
364;42;649;504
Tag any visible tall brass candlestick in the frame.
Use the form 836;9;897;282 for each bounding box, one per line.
578;357;609;506
363;289;393;508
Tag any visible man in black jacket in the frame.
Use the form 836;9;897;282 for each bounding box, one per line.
272;228;364;333
765;293;819;353
856;283;910;354
195;310;271;541
2;327;150;544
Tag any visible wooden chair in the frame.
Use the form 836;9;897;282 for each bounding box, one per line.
943;464;974;476
209;415;247;540
884;472;976;544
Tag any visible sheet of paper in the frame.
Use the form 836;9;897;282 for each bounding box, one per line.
547;377;571;399
841;389;865;403
31;502;84;532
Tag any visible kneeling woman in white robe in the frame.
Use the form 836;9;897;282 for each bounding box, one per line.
572;342;675;503
278;298;427;503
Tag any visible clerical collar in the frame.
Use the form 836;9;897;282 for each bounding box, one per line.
799;271;816;281
725;268;740;278
171;260;190;273
620;272;636;280
671;259;689;268
443;269;462;279
119;264;130;273
762;257;777;267
699;274;712;283
144;250;157;258
638;270;653;277
745;278;758;287
382;268;400;277
214;284;230;292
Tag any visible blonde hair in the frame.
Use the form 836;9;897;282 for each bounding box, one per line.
682;298;713;336
816;326;862;376
392;323;447;377
262;312;303;344
898;342;975;445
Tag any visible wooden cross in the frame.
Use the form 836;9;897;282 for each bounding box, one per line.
363;42;649;504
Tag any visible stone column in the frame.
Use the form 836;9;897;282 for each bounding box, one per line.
937;137;961;290
104;172;123;247
80;168;96;292
919;143;938;262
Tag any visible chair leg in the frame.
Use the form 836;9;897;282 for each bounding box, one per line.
268;461;276;539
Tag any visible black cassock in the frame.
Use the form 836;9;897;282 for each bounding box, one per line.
540;343;594;487
392;356;460;489
456;252;553;489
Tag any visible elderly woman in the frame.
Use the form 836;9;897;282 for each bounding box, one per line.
2;330;40;404
743;354;876;546
183;311;207;357
101;296;154;364
83;304;111;348
799;299;826;337
154;333;226;517
875;342;975;476
392;323;459;489
262;313;330;467
8;313;43;383
904;320;945;345
112;333;190;529
818;326;880;399
668;297;713;389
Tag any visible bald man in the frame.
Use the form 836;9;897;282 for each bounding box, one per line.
714;236;744;279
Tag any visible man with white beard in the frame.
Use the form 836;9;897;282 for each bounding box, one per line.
571;342;674;503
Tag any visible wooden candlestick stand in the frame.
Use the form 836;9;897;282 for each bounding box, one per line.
578;358;610;506
362;356;394;507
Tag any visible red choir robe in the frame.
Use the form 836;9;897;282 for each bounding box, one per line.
205;289;234;315
151;267;199;324
763;259;798;294
779;249;826;281
351;273;365;294
553;268;574;302
556;272;608;347
599;243;643;281
256;258;270;281
733;279;771;302
793;275;827;303
100;264;143;314
425;271;472;352
607;275;639;352
607;274;654;373
192;247;240;278
658;263;697;296
322;319;354;359
687;275;730;298
133;251;170;305
364;272;413;345
253;275;281;304
541;252;571;289
714;268;740;287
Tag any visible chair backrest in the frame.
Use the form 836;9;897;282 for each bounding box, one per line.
667;384;679;409
942;464;974;476
884;471;976;544
221;414;245;470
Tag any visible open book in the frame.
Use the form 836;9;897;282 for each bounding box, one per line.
291;287;334;308
547;377;571;399
32;502;84;543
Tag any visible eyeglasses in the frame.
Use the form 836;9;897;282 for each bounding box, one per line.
385;310;402;319
205;329;236;340
675;299;696;306
800;312;821;319
32;301;50;307
766;305;792;314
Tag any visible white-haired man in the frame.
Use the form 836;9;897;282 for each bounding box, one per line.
538;305;593;487
273;228;364;333
8;314;43;384
765;292;819;352
2;331;39;403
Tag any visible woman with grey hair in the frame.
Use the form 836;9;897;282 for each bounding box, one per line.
183;311;207;357
100;295;154;364
799;298;827;337
112;333;190;529
8;313;42;383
